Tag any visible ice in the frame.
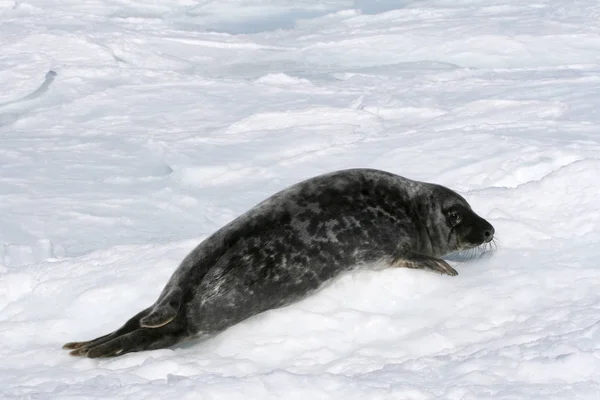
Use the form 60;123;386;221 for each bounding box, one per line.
2;0;600;398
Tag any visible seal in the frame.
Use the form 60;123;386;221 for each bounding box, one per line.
63;168;495;358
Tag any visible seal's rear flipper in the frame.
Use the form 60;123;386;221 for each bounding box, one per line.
66;324;188;358
63;302;188;357
139;287;182;328
63;308;151;355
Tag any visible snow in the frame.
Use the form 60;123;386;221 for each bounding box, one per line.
2;0;600;398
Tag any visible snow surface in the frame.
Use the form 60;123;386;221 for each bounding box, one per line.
2;0;600;398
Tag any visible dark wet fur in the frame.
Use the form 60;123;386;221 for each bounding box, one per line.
64;168;495;358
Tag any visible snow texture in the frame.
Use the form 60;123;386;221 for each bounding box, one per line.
2;0;600;398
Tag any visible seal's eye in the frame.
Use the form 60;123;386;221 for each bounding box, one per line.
448;211;462;226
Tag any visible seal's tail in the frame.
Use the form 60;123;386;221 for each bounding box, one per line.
63;305;188;358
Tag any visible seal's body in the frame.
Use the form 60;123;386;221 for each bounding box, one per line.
64;168;494;358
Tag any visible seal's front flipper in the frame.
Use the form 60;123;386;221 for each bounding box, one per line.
393;254;458;276
139;287;182;328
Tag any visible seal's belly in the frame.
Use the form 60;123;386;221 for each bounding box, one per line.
189;237;395;333
186;204;412;333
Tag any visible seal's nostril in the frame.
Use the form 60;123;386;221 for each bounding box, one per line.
483;229;494;242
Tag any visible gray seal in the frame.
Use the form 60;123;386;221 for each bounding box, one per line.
63;168;495;358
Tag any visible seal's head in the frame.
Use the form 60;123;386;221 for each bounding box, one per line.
419;184;495;257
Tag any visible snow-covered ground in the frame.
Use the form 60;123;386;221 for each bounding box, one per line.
2;0;600;398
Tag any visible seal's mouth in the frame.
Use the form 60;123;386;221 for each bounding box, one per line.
449;239;498;263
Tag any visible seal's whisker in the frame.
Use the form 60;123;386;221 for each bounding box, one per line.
449;240;497;264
